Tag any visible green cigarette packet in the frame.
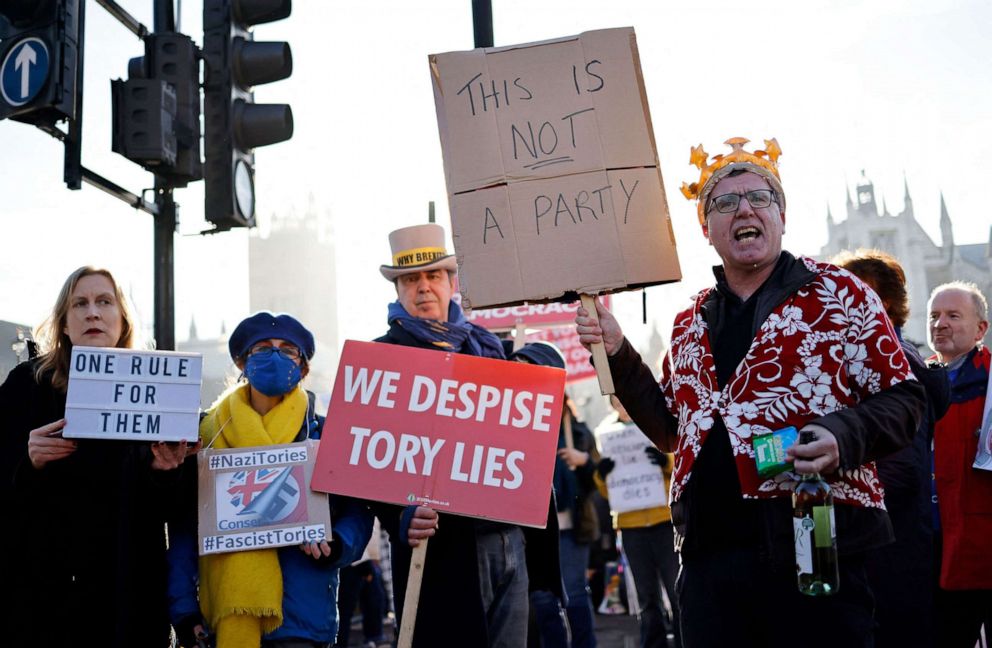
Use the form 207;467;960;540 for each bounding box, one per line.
752;425;799;478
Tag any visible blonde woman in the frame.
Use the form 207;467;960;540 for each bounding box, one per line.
0;266;188;647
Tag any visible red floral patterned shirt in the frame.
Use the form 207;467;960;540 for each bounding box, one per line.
660;257;916;509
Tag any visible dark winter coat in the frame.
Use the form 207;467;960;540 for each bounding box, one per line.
0;360;178;647
865;336;949;647
553;413;600;544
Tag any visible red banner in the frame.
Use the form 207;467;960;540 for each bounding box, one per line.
527;326;595;384
311;341;566;527
463;296;611;331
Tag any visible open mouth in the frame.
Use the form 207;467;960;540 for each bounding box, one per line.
734;226;761;242
84;328;103;335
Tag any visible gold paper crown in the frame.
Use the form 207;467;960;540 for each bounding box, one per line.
680;137;783;225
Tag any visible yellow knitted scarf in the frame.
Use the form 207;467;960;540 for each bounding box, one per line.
198;383;307;644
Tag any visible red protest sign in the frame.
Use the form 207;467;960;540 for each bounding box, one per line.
311;341;566;527
462;295;611;331
467;302;581;330
527;326;595;384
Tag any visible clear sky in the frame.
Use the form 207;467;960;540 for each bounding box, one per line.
2;0;989;351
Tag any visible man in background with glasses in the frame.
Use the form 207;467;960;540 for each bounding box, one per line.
576;138;925;647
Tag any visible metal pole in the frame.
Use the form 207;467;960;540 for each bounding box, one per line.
154;0;175;33
81;167;159;215
153;0;177;350
95;0;149;38
153;179;177;350
64;0;85;188
471;0;493;48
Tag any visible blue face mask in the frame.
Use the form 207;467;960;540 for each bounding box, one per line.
244;350;302;396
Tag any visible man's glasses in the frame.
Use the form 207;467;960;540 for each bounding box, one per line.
707;189;778;214
247;343;302;361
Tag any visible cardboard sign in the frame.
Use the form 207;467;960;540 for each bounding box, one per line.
466;295;612;331
430;27;681;310
527;326;595;384
64;346;201;441
596;421;666;514
311;340;566;527
198;440;331;555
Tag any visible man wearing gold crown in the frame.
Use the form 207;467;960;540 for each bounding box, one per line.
576;138;925;646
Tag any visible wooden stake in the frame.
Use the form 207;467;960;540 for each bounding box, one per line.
563;409;575;450
512;322;526;351
397;539;429;648
580;294;615;395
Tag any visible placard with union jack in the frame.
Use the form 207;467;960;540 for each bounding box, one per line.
198;440;331;555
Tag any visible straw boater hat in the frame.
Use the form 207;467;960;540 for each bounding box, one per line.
379;223;459;281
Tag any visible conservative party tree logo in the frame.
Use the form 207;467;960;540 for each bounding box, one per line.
214;465;308;530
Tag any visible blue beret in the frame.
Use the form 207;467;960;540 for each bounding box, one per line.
229;312;316;361
510;341;565;370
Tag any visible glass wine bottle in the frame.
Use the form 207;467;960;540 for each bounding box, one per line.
793;429;840;596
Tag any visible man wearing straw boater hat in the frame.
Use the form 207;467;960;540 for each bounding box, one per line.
576;138;926;646
373;223;528;647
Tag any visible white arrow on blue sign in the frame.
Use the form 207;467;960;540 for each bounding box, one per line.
1;37;50;108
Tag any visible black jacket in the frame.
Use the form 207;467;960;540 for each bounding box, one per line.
1;361;179;647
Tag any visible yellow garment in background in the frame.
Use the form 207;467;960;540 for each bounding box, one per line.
594;453;674;529
198;384;308;642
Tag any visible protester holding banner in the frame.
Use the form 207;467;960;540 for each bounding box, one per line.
510;342;599;648
0;266;188;648
576;138;926;647
594;398;680;648
374;223;531;647
167;312;373;648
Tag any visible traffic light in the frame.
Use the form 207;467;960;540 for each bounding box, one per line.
111;33;202;186
0;0;80;125
203;0;293;230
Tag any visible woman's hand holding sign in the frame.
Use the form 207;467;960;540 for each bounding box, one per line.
302;539;333;559
558;447;590;469
150;440;190;471
27;419;77;469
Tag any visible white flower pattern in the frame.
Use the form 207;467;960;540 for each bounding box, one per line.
662;259;914;508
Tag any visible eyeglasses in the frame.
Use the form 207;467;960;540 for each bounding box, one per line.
707;189;778;214
247;343;302;361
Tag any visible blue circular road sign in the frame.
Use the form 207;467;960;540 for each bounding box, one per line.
1;37;50;107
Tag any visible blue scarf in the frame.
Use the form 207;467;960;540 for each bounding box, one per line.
387;300;505;359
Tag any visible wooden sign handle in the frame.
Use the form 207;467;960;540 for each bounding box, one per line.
580;294;615;395
512;322;526;351
562;409;577;471
397;539;429;648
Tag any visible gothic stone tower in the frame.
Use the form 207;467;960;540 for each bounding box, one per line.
820;172;991;346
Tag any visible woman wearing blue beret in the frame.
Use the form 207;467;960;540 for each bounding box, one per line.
168;312;374;648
